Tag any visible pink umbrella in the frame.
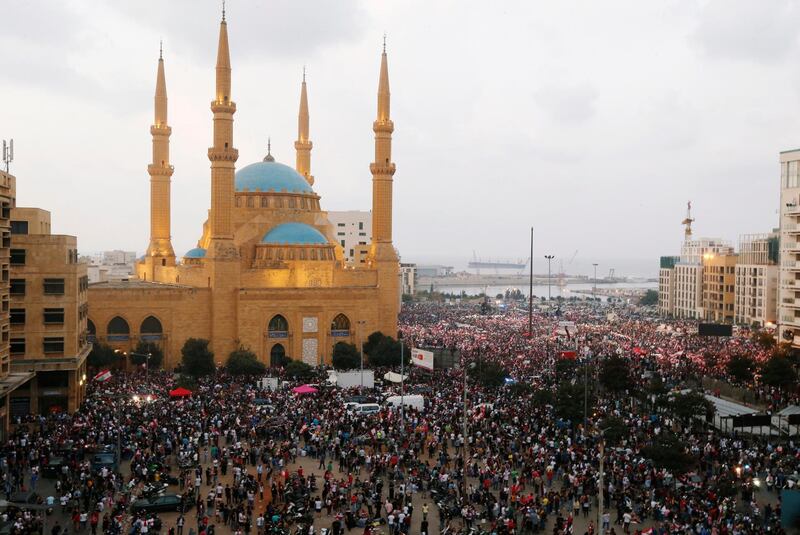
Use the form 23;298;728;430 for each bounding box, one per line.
292;384;318;395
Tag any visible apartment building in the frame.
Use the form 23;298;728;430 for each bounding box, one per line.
400;263;417;296
735;233;778;327
658;256;678;316
8;204;90;416
672;238;734;319
702;253;737;323
327;210;371;264
778;149;800;344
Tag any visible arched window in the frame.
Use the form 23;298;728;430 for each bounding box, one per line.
107;316;130;341
87;319;96;342
270;344;287;367
268;315;288;338
140;316;163;341
331;314;350;337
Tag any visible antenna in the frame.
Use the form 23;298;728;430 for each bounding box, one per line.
2;139;13;173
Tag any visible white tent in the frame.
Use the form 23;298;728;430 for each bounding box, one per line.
383;371;408;384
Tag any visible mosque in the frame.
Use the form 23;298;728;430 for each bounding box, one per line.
87;11;400;368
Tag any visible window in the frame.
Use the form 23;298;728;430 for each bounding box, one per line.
10;309;24;326
43;278;65;295
246;197;254;208
10;249;25;265
79;276;89;292
337;223;345;227
10;338;24;355
10;221;27;235
261;197;269;208
43;337;64;354
340;240;345;247
43;308;64;325
9;279;23;296
337;232;345;237
358;222;363;230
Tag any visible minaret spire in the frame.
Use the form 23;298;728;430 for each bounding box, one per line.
295;69;314;185
208;10;238;242
369;40;396;260
146;44;176;272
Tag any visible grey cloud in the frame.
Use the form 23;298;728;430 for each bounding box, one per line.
691;0;800;62
534;83;597;125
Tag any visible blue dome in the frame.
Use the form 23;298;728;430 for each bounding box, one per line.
262;223;328;245
235;161;313;193
184;247;207;258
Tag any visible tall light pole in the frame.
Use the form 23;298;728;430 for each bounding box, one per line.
462;360;475;497
592;263;599;302
528;227;534;336
545;255;555;301
596;427;610;534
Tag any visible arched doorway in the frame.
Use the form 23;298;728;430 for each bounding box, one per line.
140;316;163;341
107;316;130;341
270;343;287;367
330;313;351;337
268;315;289;338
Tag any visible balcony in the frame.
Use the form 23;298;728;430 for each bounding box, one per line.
786;223;800;233
782;298;800;308
786;205;800;215
786;242;800;252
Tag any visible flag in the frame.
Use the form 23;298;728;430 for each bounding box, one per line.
411;348;434;370
556;321;576;340
93;370;112;382
559;351;577;360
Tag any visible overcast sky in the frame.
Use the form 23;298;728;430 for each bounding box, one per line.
1;0;797;277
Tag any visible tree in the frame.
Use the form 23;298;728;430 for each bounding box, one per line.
639;289;658;306
285;360;313;380
508;382;533;396
87;342;118;368
752;330;777;350
362;332;387;357
669;391;715;425
599;416;627;446
332;342;361;370
368;335;410;367
555;381;593;424
600;355;633;392
132;341;164;369
227;348;266;376
181;338;215;377
555;358;578;379
760;355;797;389
533;388;554;406
726;355;756;383
642;432;695;473
468;362;508;389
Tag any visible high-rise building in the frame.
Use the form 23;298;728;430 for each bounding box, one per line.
735;233;778;327
672;238;733;319
8;205;90;415
778;149;800;343
328;211;371;264
400;263;417;296
702;253;738;323
658;256;678;316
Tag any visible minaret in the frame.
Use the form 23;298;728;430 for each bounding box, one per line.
369;39;397;261
146;42;176;271
295;69;314;185
369;39;400;339
207;7;238;245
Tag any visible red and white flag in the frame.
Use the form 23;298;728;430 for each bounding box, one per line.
93;370;112;382
411;348;434;370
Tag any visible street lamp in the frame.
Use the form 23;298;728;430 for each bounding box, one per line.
592;263;599;302
544;255;555;301
462;360;476;497
595;426;611;534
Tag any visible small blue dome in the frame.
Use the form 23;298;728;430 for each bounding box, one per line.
262;223;328;245
235;161;313;193
184;247;207;258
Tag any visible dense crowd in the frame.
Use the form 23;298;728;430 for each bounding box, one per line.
0;298;796;535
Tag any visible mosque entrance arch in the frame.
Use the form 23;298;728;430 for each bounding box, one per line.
270;344;287;367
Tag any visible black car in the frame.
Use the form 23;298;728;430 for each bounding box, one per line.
131;494;191;513
42;457;65;479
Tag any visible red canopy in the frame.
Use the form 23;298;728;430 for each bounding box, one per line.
169;387;192;398
292;384;318;395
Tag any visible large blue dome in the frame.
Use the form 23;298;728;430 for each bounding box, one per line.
235;161;313;193
262;223;328;245
183;247;207;258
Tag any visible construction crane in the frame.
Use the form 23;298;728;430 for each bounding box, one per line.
558;250;579;289
682;201;694;241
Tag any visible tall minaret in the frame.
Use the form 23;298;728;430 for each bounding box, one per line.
295;69;314;185
146;43;176;271
369;40;397;261
369;39;400;339
207;7;238;245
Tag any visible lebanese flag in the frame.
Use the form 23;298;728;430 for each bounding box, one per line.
559;351;577;360
93;370;112;382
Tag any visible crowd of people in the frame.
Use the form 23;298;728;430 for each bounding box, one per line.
0;297;796;535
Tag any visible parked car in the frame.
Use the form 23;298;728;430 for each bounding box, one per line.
42;457;65;479
131;494;191;513
91;453;117;473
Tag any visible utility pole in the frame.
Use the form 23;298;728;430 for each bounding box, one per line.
592;263;599;302
545;255;555;301
462;359;469;497
399;335;405;431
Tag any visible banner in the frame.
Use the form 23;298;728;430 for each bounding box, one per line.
93;370;112;382
556;321;576;339
411;348;434;370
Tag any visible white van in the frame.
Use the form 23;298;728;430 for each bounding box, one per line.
355;403;381;415
385;394;425;412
